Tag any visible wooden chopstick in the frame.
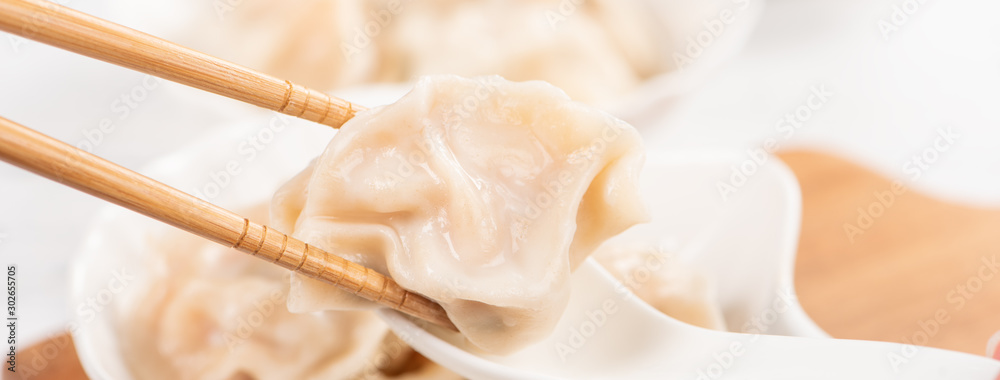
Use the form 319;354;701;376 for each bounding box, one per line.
0;0;365;128
0;116;456;330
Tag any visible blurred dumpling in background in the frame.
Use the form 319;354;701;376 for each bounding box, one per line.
591;241;727;331
191;0;378;92
114;203;460;380
106;0;751;105
370;0;663;104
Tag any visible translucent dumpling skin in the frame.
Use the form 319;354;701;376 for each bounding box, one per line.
592;242;727;331
273;75;647;354
115;204;456;380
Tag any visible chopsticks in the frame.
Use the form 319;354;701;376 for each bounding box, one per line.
0;0;454;328
0;0;365;128
0;116;456;331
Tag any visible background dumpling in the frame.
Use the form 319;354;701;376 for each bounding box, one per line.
592;242;727;331
107;0;669;104
114;203;457;380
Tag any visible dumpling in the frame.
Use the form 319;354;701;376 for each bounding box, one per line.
272;75;647;354
592;242;727;331
372;0;663;104
110;0;667;104
115;203;458;380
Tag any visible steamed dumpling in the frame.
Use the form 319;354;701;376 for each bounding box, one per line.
112;0;667;104
115;203;458;380
372;0;662;104
592;242;727;331
272;75;647;354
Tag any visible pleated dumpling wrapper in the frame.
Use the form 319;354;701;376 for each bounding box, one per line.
272;75;648;354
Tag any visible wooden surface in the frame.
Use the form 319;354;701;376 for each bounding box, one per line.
10;150;1000;379
4;335;86;380
0;117;454;330
0;0;363;128
781;150;1000;356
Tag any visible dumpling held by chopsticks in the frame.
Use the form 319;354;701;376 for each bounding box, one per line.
272;75;647;354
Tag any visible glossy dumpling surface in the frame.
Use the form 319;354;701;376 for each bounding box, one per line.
273;75;647;354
